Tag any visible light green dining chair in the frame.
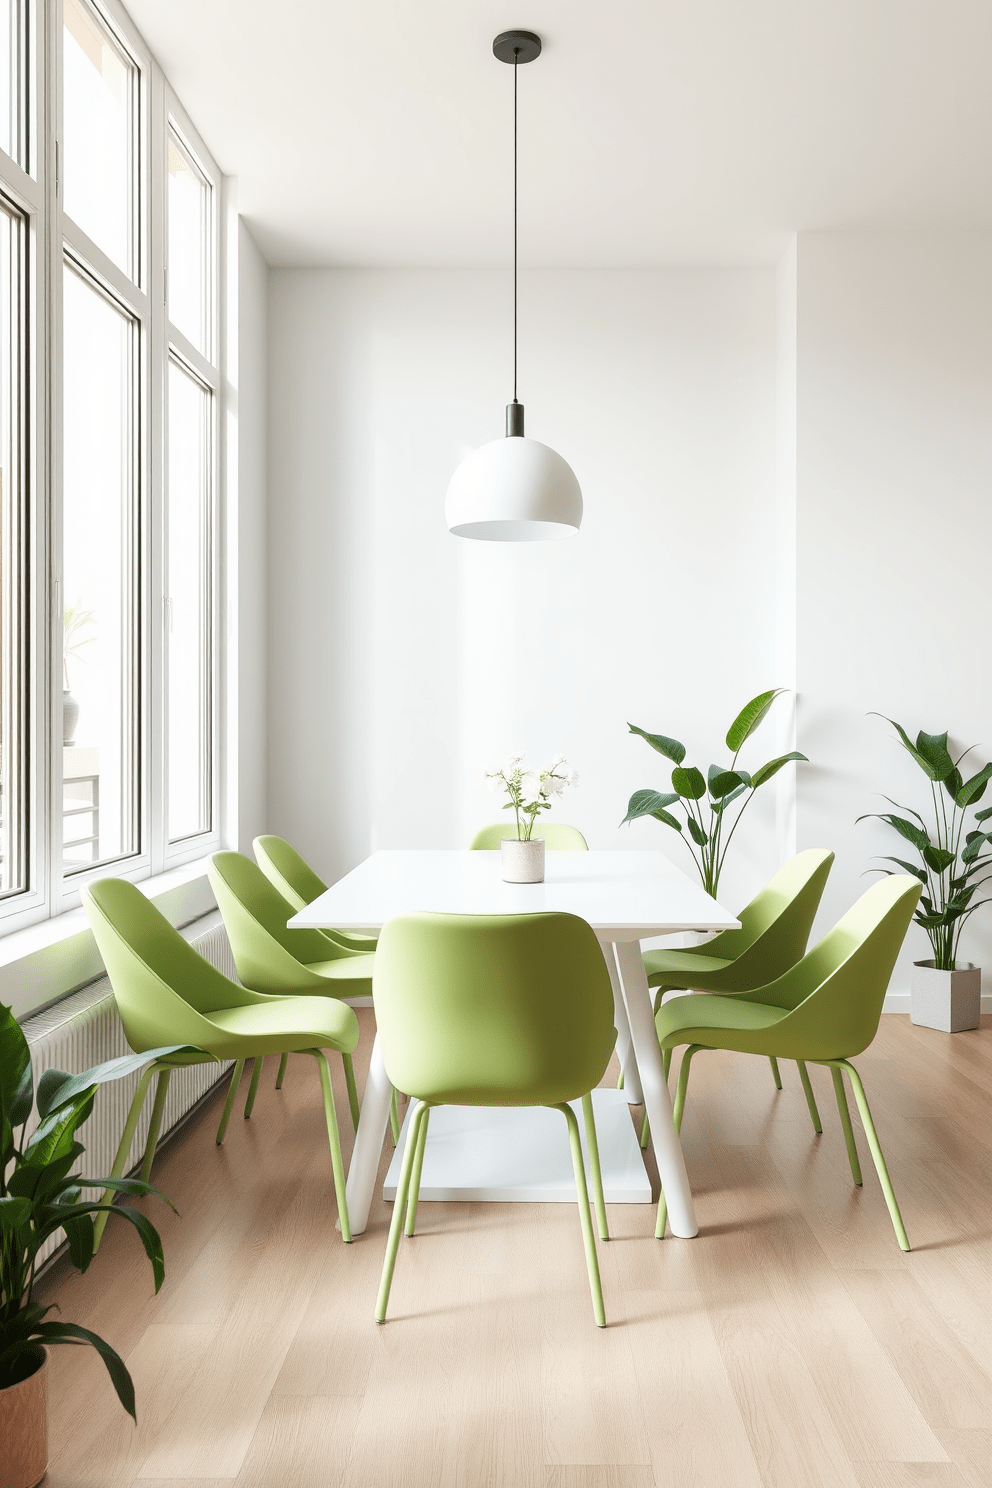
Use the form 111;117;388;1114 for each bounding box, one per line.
82;876;358;1245
652;874;922;1248
253;834;377;952
372;911;616;1326
208;851;386;1132
640;848;835;1140
469;822;588;850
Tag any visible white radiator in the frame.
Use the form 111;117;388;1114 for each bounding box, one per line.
21;912;236;1266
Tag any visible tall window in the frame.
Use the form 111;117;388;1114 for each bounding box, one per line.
0;202;24;897
0;0;223;929
61;265;138;870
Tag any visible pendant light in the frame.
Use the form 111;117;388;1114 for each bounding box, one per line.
445;30;583;542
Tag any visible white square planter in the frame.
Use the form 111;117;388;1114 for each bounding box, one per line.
910;960;981;1033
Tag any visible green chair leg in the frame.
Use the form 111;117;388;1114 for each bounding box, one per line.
769;1055;783;1090
244;1056;264;1119
377;1099;430;1322
663;1047;672;1080
342;1051;361;1131
832;1059;910;1252
656;1044;702;1239
581;1091;609;1241
140;1068;173;1183
404;1105;431;1236
313;1050;351;1242
617;1069;624;1091
555;1102;605;1327
830;1064;863;1186
216;1059;246;1145
797;1060;822;1134
93;1063;158;1252
389;1086;400;1145
275;1053;289;1089
639;1107;650;1149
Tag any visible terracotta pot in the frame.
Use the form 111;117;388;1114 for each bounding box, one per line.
0;1347;48;1488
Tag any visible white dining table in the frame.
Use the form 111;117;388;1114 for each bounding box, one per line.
290;849;739;1238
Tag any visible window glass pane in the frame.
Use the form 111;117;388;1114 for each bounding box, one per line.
167;360;211;841
0;205;23;895
62;264;137;872
63;0;135;276
168;131;209;355
0;0;20;163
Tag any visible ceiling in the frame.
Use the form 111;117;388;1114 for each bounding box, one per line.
125;0;992;268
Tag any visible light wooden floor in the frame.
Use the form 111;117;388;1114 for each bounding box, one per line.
38;1011;992;1488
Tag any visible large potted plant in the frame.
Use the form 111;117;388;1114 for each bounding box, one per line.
621;689;806;897
859;718;992;1032
1;1002;177;1488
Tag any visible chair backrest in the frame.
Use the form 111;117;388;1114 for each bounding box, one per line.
695;848;834;982
759;875;922;1059
469;822;588;851
209;851;343;995
373;911;616;1107
253;834;327;912
82;878;248;1052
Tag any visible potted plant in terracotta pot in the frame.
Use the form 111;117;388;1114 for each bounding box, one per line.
1;1001;179;1488
859;718;992;1032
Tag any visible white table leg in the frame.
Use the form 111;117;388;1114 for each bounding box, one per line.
600;939;642;1105
342;1034;391;1236
613;938;698;1238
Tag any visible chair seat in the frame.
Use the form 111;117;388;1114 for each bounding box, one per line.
307;953;376;987
642;950;733;986
655;992;790;1053
208;995;359;1055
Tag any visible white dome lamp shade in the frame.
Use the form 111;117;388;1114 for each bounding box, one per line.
446;31;583;543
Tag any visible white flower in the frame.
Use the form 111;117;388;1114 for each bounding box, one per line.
520;771;543;802
484;771;504;793
543;773;566;797
566;768;579;787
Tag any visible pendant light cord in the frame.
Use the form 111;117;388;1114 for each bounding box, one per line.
513;50;518;403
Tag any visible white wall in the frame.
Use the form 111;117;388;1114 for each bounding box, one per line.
793;232;992;1005
267;268;784;904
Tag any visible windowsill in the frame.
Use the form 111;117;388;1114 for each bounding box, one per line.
0;859;217;1022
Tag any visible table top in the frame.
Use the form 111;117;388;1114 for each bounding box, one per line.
289;849;739;942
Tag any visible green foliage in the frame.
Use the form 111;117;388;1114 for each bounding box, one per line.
859;717;992;971
0;1002;180;1414
622;690;806;897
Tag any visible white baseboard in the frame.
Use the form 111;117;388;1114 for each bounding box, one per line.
883;990;992;1014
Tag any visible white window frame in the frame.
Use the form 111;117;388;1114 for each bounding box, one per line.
0;0;226;936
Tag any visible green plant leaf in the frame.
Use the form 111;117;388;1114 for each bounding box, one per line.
922;844;956;874
626;724;686;765
0;1194;31;1232
36;1046;194;1119
725;690;783;753
750;752;808;788
63;1212;95;1273
913;729;955;782
672;766;706;801
877;856;928;884
30;1321;137;1420
652;808;683;831
975;805;992;823
0;1002;34;1136
621;789;681;826
954;762;992;809
708;769;746;800
870;715;948;780
685;816;708;847
710;782;748;814
861;812;930;854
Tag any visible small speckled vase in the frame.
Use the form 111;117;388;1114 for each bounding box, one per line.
0;1347;48;1488
501;837;545;884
